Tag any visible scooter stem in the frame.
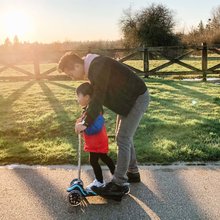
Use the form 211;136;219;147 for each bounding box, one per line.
78;134;81;180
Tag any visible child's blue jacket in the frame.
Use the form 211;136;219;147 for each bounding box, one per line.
85;114;104;135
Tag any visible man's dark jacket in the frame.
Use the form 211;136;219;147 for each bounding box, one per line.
84;56;147;126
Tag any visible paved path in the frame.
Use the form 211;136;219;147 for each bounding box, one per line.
0;165;219;220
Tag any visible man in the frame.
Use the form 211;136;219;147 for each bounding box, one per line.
58;52;150;200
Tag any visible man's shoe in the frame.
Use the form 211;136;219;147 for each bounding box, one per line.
91;182;129;201
122;184;130;194
127;171;141;183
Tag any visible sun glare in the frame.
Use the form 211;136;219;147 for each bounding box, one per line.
3;10;32;39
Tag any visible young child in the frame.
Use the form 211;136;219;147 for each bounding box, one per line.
75;82;115;191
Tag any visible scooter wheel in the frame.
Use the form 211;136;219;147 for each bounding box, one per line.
68;190;82;206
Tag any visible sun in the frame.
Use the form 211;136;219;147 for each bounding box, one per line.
3;10;32;39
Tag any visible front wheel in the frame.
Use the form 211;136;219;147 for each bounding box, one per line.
68;190;82;206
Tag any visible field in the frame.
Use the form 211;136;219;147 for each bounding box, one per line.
0;73;220;165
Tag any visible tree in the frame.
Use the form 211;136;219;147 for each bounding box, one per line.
198;21;205;33
13;35;20;49
119;7;139;48
4;37;11;47
13;35;19;45
119;4;180;48
210;6;220;30
209;6;220;44
181;5;220;46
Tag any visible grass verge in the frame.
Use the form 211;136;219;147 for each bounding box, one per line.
0;78;219;165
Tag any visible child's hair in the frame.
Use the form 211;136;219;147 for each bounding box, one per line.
76;82;93;96
57;52;83;72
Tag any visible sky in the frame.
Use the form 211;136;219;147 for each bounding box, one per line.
0;0;220;44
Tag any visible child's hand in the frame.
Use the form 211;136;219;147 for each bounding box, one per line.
76;117;82;123
75;122;87;134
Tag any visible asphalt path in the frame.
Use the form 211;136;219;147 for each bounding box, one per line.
0;165;219;220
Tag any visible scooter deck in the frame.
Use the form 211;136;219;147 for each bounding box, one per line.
102;194;123;202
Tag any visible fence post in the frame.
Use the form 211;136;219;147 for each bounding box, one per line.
202;42;207;82
88;46;92;54
143;48;149;78
33;46;40;80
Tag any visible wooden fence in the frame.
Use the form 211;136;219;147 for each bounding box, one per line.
0;43;220;81
118;43;220;81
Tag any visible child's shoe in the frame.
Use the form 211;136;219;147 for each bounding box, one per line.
86;179;105;192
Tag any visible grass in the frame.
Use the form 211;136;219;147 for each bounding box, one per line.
135;79;220;163
0;76;220;165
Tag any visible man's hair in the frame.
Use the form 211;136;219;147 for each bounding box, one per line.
76;82;93;97
57;52;83;72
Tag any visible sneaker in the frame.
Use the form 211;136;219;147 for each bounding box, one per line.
122;183;130;194
91;181;130;201
127;171;141;183
86;179;105;192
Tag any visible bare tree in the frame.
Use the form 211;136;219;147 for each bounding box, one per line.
210;6;220;30
119;4;180;48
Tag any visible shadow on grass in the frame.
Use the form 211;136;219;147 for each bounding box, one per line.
151;95;206;121
38;81;72;129
1;79;219;165
145;79;219;128
1;81;35;111
0;81;36;164
161;80;220;106
38;81;76;144
136;109;220;163
0;81;78;165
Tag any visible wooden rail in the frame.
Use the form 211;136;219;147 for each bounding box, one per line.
0;43;219;81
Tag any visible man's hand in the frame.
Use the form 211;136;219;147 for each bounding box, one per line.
75;122;87;134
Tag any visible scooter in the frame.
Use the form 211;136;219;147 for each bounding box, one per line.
67;134;96;206
67;132;129;206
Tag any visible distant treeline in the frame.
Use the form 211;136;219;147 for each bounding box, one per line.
0;38;124;51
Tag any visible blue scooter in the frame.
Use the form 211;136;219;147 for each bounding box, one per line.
67;134;96;206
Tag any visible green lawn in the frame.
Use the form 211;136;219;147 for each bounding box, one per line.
0;78;220;165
